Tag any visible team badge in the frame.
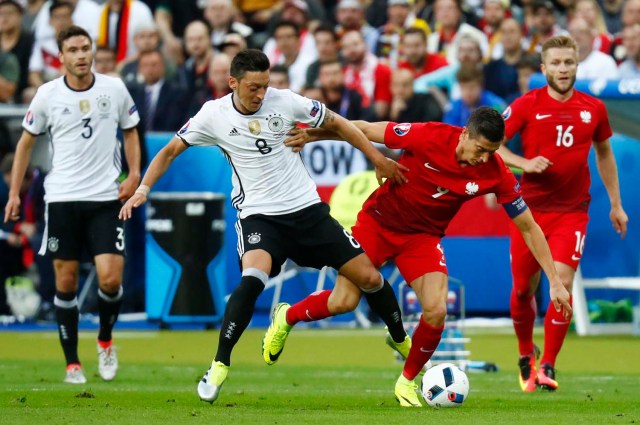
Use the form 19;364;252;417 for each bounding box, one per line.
24;110;34;126
128;105;137;115
247;233;261;244
502;106;511;120
580;110;591;123
79;99;91;113
47;237;59;253
310;100;320;117
248;120;261;135
97;95;111;112
178;119;190;135
465;182;479;195
268;114;284;132
393;123;411;136
514;182;521;193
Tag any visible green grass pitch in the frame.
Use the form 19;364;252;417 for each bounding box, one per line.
1;328;639;425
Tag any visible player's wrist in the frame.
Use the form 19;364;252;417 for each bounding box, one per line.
135;184;150;197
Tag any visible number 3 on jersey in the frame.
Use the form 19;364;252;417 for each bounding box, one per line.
555;125;574;147
81;118;93;139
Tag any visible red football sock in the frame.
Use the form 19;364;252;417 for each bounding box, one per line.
286;290;332;326
402;316;444;380
541;295;573;367
510;288;537;356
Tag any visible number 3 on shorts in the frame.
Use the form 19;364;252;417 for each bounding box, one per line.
343;229;361;248
115;226;125;251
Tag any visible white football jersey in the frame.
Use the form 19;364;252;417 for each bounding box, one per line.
23;74;140;202
177;88;327;218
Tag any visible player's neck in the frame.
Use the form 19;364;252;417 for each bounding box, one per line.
547;86;574;102
65;73;95;91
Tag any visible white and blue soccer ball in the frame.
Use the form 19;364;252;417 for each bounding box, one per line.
420;363;469;408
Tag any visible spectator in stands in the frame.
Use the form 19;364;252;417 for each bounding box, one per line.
120;23;176;85
0;49;18;102
415;34;484;100
267;21;316;93
526;0;567;53
611;0;640;62
342;29;393;119
206;52;231;100
443;65;506;127
270;64;290;89
127;50;187;132
204;0;253;53
480;0;510;60
427;0;489;64
335;0;379;52
397;27;448;78
484;18;526;102
306;24;341;88
618;23;640;77
93;46;119;78
28;1;73;92
389;68;443;122
96;0;154;64
602;0;625;35
515;53;541;96
0;0;33;103
318;58;375;121
22;0;45;31
179;21;214;117
154;0;206;64
574;0;613;54
233;0;282;46
569;17;619;79
375;0;430;68
32;0;100;43
218;32;246;57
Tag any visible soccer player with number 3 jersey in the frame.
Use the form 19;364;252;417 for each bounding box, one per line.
499;35;628;392
4;26;142;384
267;107;572;407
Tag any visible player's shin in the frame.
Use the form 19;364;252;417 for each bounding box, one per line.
403;316;444;380
54;291;80;365
362;277;406;343
541;295;573;367
97;286;123;343
286;289;332;325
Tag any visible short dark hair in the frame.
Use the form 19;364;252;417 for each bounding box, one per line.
230;49;270;80
0;0;23;14
274;20;300;38
270;64;290;81
403;27;427;43
466;107;505;143
318;58;342;70
314;23;339;41
50;0;72;15
56;25;92;52
456;64;484;84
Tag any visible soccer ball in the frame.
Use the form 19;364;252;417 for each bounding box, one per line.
420;363;469;408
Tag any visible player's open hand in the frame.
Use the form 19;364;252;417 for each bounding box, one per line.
119;192;147;221
284;127;311;153
374;157;409;186
118;175;140;202
3;196;21;223
522;156;552;173
610;205;628;239
549;281;572;320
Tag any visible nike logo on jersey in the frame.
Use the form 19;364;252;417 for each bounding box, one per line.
551;319;570;325
571;254;582;261
419;347;434;353
305;309;313;320
536;114;552;120
229;128;240;136
424;163;440;172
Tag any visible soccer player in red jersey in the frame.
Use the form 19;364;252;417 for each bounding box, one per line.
262;107;572;407
499;35;628;392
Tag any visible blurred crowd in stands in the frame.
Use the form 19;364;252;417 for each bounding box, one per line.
1;0;639;318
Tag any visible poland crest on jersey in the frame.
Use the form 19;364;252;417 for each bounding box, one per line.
465;182;479;195
580;110;591;124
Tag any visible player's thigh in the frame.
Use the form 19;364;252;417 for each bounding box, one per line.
85;201;126;257
43;202;83;260
393;233;447;285
545;211;589;271
410;271;448;325
508;220;541;295
350;210;396;269
236;215;288;277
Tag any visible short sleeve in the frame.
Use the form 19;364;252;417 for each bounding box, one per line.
176;102;217;147
383;122;436;150
287;90;326;128
593;99;613;143
22;86;48;135
494;165;521;204
503;96;529;140
117;80;140;130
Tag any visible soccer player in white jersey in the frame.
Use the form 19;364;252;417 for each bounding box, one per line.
119;49;410;404
4;26;142;384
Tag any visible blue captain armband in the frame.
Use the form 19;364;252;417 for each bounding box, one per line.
502;196;528;218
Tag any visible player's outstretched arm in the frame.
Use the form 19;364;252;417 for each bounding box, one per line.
320;110;408;185
4;131;36;223
119;136;188;220
593;139;628;239
511;209;572;319
498;143;552;174
118;127;142;202
285;121;388;151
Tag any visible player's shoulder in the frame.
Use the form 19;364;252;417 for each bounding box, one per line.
572;89;607;109
35;77;60;96
93;72;125;87
265;87;299;102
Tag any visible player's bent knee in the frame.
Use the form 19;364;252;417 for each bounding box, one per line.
97;274;122;293
423;305;447;326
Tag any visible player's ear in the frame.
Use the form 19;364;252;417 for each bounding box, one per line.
228;76;237;91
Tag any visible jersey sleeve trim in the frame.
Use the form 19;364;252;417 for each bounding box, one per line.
177;134;192;147
22;127;44;137
311;103;326;128
121;124;138;131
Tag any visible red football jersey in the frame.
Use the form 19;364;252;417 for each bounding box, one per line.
361;122;522;235
503;87;612;212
